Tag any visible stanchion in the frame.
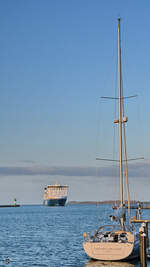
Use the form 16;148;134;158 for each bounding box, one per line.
139;223;147;267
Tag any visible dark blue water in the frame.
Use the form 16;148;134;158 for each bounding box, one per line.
0;204;149;267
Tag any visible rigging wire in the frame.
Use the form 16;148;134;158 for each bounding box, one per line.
121;69;131;222
95;98;101;180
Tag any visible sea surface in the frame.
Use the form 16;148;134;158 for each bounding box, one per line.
0;204;150;267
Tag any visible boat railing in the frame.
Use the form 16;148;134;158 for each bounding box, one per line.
84;223;135;242
83;225;120;242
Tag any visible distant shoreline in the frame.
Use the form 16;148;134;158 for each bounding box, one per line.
67;200;150;205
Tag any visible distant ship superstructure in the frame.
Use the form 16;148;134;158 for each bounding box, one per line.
43;183;68;206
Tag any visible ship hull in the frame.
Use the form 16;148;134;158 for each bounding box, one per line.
83;231;139;261
43;197;67;206
83;241;137;261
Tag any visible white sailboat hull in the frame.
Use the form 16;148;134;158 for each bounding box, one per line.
83;241;134;261
83;231;139;261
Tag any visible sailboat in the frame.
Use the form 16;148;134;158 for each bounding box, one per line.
83;18;140;261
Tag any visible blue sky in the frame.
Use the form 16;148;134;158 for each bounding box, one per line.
0;0;150;204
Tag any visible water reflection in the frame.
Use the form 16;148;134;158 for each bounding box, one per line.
85;259;137;267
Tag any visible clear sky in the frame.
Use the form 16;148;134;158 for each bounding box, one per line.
0;0;150;204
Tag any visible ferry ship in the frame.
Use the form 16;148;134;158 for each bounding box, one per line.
43;183;68;206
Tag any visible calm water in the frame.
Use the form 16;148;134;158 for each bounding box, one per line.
0;204;149;267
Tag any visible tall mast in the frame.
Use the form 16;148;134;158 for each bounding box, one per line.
118;18;123;207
